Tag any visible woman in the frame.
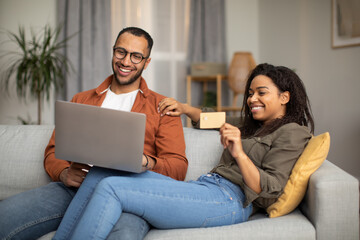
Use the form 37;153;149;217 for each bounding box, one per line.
56;63;314;239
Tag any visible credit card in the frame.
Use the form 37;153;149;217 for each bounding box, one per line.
200;112;226;129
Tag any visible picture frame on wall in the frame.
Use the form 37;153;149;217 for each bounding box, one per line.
331;0;360;48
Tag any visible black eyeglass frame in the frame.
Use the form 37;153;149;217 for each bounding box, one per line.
113;47;149;64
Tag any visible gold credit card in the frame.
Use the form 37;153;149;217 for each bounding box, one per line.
200;112;226;129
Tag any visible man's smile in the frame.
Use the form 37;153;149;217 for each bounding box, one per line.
120;67;131;73
116;64;134;76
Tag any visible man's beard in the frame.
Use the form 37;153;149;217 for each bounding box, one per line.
113;64;145;86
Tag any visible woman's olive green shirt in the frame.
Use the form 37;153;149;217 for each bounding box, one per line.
194;113;311;209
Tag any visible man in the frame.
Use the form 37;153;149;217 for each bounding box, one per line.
0;27;188;240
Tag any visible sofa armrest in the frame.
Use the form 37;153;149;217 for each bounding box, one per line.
300;160;359;240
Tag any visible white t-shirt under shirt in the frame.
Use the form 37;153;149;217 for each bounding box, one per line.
101;88;139;112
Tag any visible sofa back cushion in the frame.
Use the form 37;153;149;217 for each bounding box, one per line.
183;128;223;181
0;125;53;200
0;126;223;200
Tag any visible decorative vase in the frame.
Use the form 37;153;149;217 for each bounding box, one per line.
228;52;256;107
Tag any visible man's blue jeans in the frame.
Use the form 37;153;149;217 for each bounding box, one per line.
0;175;149;240
0;182;75;240
68;170;252;239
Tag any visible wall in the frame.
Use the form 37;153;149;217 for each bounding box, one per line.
225;0;259;108
0;0;56;125
225;0;259;63
258;0;360;180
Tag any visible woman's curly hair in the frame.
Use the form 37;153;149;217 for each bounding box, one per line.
240;63;314;138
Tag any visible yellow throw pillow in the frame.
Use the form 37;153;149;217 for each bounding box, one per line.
266;132;330;218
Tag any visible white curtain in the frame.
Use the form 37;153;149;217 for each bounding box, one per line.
187;0;227;65
57;0;112;100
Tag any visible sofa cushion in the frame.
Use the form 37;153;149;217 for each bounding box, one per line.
183;128;223;181
145;209;315;240
0;125;53;200
266;132;330;218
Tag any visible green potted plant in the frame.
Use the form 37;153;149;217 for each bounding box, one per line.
202;91;217;108
0;24;73;125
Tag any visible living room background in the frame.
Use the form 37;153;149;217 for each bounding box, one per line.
0;0;359;181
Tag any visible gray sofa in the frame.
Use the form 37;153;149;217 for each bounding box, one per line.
0;125;358;240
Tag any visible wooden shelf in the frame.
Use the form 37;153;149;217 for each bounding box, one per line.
220;106;243;111
186;74;242;127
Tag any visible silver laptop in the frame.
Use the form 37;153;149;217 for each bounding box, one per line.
55;100;146;173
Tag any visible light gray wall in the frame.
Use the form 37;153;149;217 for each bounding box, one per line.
225;0;259;63
0;0;56;125
225;0;259;108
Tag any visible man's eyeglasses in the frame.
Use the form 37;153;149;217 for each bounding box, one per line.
113;47;149;64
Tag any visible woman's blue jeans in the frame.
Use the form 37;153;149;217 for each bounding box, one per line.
53;167;149;240
67;169;252;240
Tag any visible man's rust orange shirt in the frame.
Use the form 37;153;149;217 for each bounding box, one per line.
44;75;188;181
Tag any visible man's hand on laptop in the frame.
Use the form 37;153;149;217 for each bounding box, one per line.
59;163;92;188
142;154;155;172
